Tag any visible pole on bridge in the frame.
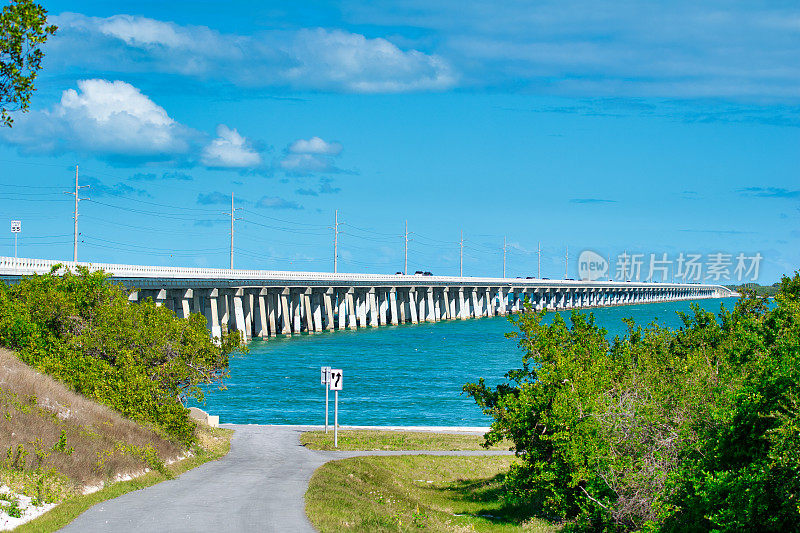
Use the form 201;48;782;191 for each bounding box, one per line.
333;210;339;273
459;230;464;277
565;245;569;279
503;236;507;278
73;166;78;262
225;193;242;270
64;165;89;262
403;220;411;275
537;241;541;279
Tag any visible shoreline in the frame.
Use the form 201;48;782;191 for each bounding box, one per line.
227;423;490;433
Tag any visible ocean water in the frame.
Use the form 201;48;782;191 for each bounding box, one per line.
197;298;736;426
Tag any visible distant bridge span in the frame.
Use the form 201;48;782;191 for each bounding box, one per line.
0;257;735;341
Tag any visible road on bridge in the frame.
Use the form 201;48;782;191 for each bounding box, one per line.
59;425;511;533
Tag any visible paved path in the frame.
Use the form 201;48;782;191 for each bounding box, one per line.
60;425;510;533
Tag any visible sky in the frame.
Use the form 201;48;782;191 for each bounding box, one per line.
0;0;797;283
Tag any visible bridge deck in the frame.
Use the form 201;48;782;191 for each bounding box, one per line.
0;257;734;341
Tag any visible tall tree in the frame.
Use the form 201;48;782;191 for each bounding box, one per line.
0;0;56;127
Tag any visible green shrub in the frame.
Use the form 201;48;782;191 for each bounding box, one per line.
0;266;243;444
465;273;800;532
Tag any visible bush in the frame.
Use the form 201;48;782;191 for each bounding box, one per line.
465;273;800;532
0;266;243;444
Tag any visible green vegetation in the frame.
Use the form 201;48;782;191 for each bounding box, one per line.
465;272;800;531
306;455;557;532
1;0;57;127
301;430;511;451
0;345;185;512
0;267;243;527
725;282;780;297
0;266;243;444
14;425;232;533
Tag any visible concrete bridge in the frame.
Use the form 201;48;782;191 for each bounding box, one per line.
0;257;735;341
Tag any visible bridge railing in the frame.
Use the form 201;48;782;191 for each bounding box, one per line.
0;256;734;293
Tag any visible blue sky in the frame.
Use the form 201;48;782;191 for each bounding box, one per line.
0;0;797;283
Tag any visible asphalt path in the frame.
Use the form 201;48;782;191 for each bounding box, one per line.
59;425;511;533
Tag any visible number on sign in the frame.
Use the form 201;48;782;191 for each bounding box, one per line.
329;369;343;391
10;221;20;233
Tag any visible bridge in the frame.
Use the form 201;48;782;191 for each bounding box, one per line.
0;257;735;341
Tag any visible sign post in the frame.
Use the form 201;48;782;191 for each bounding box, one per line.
320;366;331;433
329;368;343;447
10;220;20;259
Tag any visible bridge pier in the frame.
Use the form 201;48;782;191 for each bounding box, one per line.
0;257;734;341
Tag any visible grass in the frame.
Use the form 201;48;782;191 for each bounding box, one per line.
12;425;232;532
0;347;235;531
306;455;557;532
0;347;184;491
301;430;512;451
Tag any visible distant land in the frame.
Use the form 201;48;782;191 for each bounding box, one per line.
725;282;780;297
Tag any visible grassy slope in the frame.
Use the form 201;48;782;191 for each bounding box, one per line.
306;455;557;533
0;348;233;531
15;425;232;533
0;348;184;492
301;430;511;451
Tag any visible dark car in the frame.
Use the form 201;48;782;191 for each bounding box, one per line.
525;276;534;279
395;271;403;275
423;271;433;276
414;270;424;275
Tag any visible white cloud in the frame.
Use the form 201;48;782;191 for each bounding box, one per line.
97;14;194;48
283;29;455;92
279;153;339;175
201;125;261;168
256;196;303;210
2;79;194;161
288;136;342;155
279;136;347;175
49;14;456;93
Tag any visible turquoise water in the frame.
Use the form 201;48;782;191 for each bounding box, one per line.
198;298;735;426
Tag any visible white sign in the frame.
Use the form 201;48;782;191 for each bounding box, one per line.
10;221;20;233
329;369;343;391
320;366;331;385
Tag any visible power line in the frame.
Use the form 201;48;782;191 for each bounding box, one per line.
240;217;329;236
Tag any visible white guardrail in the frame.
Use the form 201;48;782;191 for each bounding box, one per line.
0;256;735;293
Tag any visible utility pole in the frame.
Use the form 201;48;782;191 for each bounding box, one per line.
623;249;627;281
537;241;541;279
224;193;242;270
333;210;340;273
502;236;507;278
403;220;411;275
64;165;89;262
459;230;464;277
565;245;569;279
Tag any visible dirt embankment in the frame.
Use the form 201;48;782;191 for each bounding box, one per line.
0;347;185;493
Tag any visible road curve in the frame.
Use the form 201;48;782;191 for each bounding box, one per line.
59;425;511;533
